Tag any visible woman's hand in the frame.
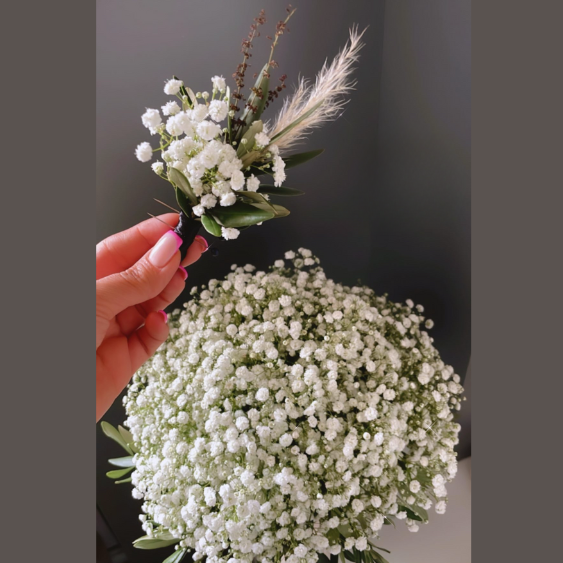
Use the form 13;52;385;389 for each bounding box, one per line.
96;213;207;421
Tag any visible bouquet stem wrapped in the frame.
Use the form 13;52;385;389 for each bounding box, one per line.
174;210;202;261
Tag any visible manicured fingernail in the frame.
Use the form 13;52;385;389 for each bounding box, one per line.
158;310;167;322
149;231;182;267
179;266;188;280
195;235;209;252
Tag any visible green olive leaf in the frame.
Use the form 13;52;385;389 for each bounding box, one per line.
174;187;193;217
415;470;432;486
237;191;267;202
163;549;189;563
236;191;276;212
106;466;133;479
237;63;270;140
257;185;305;196
117;425;133;443
210;201;274;228
407;504;429;522
169;168;197;206
368;543;391;555
133;534;180;550
117;425;137;453
398;505;424;522
357;513;368;529
175;79;188;105
237;120;263;158
173;76;196;108
272;204;290;218
225;85;233;142
108;456;135;468
251;202;290;218
154;530;176;541
283;148;325;169
186;88;197;107
371;550;390;563
344;550;359;563
201;214;222;237
101;421;133;455
241;150;263;169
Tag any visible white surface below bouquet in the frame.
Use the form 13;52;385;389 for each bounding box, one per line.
104;249;464;563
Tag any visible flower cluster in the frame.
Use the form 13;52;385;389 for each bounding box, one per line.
123;250;464;563
132;8;365;242
135;77;287;241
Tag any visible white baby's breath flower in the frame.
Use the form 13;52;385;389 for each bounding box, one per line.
200;194;217;209
255;131;271;148
197;121;221;141
371;514;385;532
272;153;286;187
191;104;208;122
220;192;236;207
208;100;228;122
164;78;183;95
221;227;240;240
141;108;162;133
409;480;421;493
435;500;447;514
279;433;293;447
162;100;181;116
165;115;184;136
230;170;245;191
355;537;368;551
135;142;152;162
151;161;164;175
212;75;226;92
246;175;260;192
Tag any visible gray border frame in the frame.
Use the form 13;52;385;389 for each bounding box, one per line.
2;0;96;561
472;0;562;560
3;1;562;562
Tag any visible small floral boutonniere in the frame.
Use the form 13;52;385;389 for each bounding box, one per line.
134;7;365;257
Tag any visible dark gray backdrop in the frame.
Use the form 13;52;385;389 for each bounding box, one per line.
97;1;470;561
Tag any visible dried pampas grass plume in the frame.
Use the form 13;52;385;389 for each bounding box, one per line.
267;26;366;152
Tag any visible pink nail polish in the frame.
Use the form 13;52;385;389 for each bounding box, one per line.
148;231;182;268
195;234;209;251
179;266;188;280
158;310;168;322
171;231;183;247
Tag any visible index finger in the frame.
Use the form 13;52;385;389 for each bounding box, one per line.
96;213;179;280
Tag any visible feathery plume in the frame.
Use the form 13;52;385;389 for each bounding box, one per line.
266;26;366;152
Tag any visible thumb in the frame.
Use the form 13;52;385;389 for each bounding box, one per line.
97;230;182;320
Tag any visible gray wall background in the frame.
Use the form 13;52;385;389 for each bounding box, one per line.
97;1;470;560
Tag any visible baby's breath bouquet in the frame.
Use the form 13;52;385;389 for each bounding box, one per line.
133;8;364;256
103;249;464;563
